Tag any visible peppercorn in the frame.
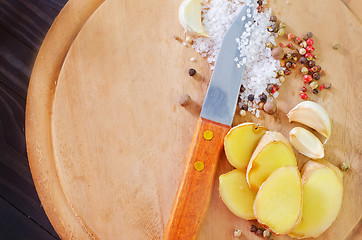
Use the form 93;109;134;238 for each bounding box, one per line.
300;41;307;48
267;26;274;32
307;32;313;38
186;36;193;44
272;86;277;94
178;94;191;107
271;47;285;60
270;15;277;22
248;94;255;101
314;54;320;60
291;50;298;57
264;102;277;114
284;69;291;75
316;65;322;72
288;33;294;41
324;83;332;89
304;75;312;82
292;62;297;69
272;24;279;32
312;89;319;94
266;42;274;48
279;76;285;83
240;85;246;94
293;56;298;62
258;102;265;109
302;86;307;92
286;53;292;60
188;68;197;76
306;38;314;46
320;84;325;91
333;43;340;49
301;67;309;75
278;69;285;76
310;81;318;89
256;229;263;236
257;0;263;5
311;66;319;72
308;60;316;68
286;61;292;68
263;230;271;238
306;45;315;52
340;162;350;171
300;57;307;64
294;36;302;44
257;5;264;12
303;35;309;41
277;28;285;36
280;60;286;67
239;109;247;117
305;52;313;59
259;93;267;102
279;22;287;28
313;72;320;80
301;93;308;100
250;225;258;232
241;104;248;111
287;43;293;48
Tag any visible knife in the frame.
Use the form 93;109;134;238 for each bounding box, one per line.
163;5;253;240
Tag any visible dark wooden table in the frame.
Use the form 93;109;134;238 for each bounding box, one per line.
0;0;67;238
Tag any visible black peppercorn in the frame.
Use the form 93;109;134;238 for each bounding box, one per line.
286;61;292;68
308;60;315;68
299;57;307;64
291;50;298;57
266;83;274;93
270;15;277;22
313;72;320;80
259;93;267;102
188;68;196;76
312;89;319;94
257;0;263;5
256;229;263;236
303;35;309;41
307;32;313;38
240;84;245;93
250;225;258;232
241;104;248;111
284;69;291;75
248;94;254;101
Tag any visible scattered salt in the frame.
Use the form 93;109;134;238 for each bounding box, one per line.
190;57;196;62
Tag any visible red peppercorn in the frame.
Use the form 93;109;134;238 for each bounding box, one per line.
302;86;307;92
306;45;315;52
304;75;312;82
301;93;308;100
284;69;291;75
320;84;325;91
288;33;294;41
287;43;293;48
275;84;280;91
305;52;313;58
272;86;277;94
306;38;314;46
292;62;297;69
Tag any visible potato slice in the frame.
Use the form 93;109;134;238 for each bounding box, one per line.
246;131;297;192
224;123;267;171
254;166;302;235
219;169;256;220
289;160;343;238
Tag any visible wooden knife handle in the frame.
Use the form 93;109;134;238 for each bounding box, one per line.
163;118;230;240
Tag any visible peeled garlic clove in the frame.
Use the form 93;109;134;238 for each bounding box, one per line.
287;101;331;142
179;0;209;37
289;127;324;159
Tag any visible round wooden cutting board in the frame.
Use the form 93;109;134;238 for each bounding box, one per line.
26;0;361;239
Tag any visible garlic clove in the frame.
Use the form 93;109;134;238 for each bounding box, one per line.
289;127;324;159
287;101;331;142
179;0;209;37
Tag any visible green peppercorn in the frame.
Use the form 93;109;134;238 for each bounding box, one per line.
270;15;277;22
279;22;287;29
301;67;309;75
277;28;285;36
263;230;271;238
310;81;318;89
286;53;292;60
266;42;274;48
293;56;298;62
278;69;285;76
340;162;350;171
313;72;320;80
279;76;285;83
248;94;255;101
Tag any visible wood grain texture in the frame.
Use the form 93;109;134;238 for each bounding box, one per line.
163;118;230;240
26;0;362;239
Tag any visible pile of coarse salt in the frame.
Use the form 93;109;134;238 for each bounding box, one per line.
192;0;281;118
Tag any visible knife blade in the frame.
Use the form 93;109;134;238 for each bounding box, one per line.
163;5;253;240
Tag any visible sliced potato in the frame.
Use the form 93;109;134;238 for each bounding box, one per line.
246;131;297;192
224;123;267;171
254;166;302;235
289;160;343;238
219;169;256;220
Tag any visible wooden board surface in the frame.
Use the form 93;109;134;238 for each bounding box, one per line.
26;0;362;239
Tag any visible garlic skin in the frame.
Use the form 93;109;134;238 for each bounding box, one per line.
287;101;331;142
289;127;324;159
179;0;209;37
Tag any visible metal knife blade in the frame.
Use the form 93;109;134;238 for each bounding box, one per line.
200;5;253;126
